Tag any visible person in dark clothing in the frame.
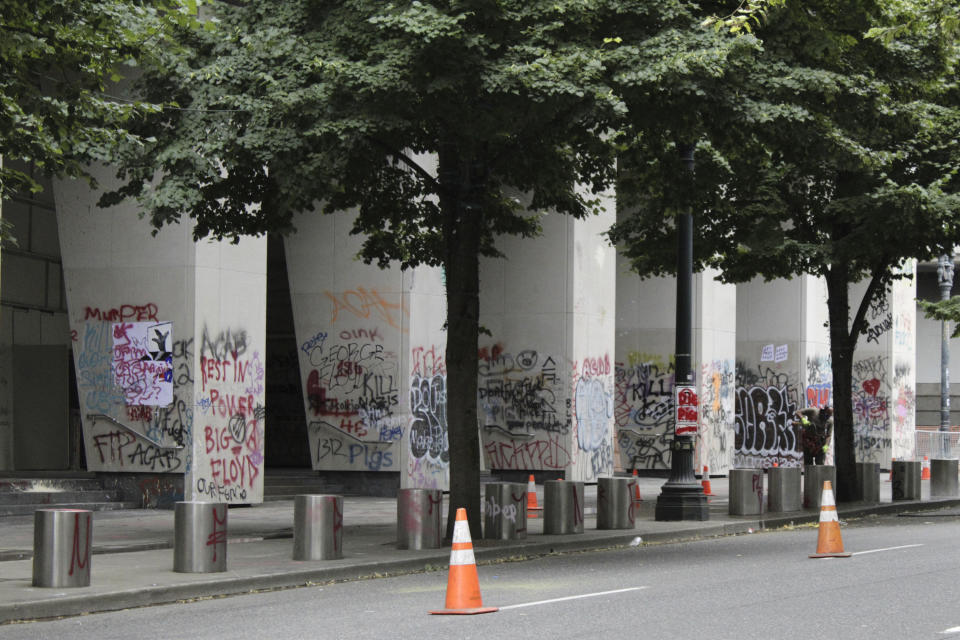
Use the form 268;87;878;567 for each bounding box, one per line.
797;405;833;465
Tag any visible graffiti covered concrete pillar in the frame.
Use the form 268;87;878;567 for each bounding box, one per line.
55;170;267;504
285;210;448;490
479;204;616;482
850;264;916;463
188;241;267;502
735;276;829;468
616;270;736;474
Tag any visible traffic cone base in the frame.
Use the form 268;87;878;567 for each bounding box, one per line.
809;480;851;559
429;508;498;615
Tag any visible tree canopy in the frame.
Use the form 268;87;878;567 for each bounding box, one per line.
0;0;199;242
103;0;765;534
609;0;960;501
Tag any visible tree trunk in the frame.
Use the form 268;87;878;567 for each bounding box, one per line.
439;144;483;541
825;265;859;502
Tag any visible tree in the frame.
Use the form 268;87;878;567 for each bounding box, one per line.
610;0;960;502
103;0;618;539
103;0;761;537
0;0;200;243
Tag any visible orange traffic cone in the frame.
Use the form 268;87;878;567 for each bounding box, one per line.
631;469;643;502
922;456;931;480
809;481;851;558
887;458;894;482
429;508;498;615
701;466;714;496
526;475;542;518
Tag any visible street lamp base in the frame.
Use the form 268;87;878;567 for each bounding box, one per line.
655;483;709;521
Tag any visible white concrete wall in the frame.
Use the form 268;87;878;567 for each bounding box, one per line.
568;208;617;481
695;268;737;474
479;202;616;481
848;265;916;463
615;265;737;474
735;276;827;468
188;239;267;502
55;169;266;503
285;209;448;489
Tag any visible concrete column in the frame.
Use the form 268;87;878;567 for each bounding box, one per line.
55;169;267;504
850;266;916;464
285;209;448;489
478;203;616;482
616;269;736;474
735;276;830;468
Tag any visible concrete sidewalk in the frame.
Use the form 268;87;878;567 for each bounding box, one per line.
1;475;957;624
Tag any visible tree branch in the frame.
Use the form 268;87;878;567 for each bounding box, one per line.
367;136;443;193
850;264;886;342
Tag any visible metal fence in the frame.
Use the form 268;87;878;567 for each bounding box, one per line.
916;430;960;460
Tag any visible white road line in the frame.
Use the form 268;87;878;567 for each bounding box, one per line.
939;626;960;635
499;587;649;611
851;544;924;556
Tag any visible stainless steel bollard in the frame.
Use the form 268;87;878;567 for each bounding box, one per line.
768;466;801;512
484;482;527;540
293;495;344;560
803;465;836;509
892;460;921;501
543;480;584;535
729;469;764;515
396;488;442;549
174;502;228;573
930;459;959;498
32;509;93;588
856;462;880;503
597;477;635;529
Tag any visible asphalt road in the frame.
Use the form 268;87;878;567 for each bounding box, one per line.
4;513;960;640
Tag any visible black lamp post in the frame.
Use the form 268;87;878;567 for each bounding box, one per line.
655;143;709;521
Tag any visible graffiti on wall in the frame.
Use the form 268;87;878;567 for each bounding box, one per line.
572;355;614;479
805;354;832;408
852;355;891;463
324;287;409;332
76;304;190;476
614;353;675;470
112;321;173;406
734;363;801;468
301;312;408;476
892;360;915;458
193;326;265;503
865;294;893;345
479;346;571;472
697;360;734;473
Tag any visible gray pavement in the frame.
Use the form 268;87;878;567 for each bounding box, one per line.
1;475;958;625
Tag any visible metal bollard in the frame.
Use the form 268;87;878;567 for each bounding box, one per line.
396;488;442;549
174;502;228;573
768;466;801;512
543;480;584;535
856;462;880;503
892;460;921;501
803;465;836;509
597;477;635;530
930;459;959;498
484;482;527;540
32;509;93;588
293;495;344;560
729;469;764;516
